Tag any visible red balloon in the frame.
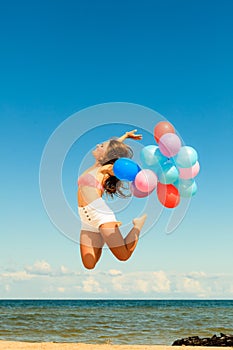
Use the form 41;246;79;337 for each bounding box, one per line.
154;121;175;143
157;183;180;208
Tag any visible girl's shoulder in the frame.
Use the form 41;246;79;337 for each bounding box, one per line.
100;164;114;176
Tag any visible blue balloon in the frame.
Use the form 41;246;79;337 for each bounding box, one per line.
157;162;179;184
113;158;140;181
174;178;197;197
175;146;198;168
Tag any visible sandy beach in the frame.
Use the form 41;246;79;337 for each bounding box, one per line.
0;342;228;350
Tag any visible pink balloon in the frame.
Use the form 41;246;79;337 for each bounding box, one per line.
159;133;181;157
179;160;200;179
130;182;153;198
134;169;157;193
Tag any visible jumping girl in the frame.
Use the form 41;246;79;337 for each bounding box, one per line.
77;130;147;269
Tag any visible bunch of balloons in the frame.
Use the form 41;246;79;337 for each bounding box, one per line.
113;121;200;208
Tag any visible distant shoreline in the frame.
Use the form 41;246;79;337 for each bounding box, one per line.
1;298;233;300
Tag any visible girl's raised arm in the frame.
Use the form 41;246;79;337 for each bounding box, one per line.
117;129;142;143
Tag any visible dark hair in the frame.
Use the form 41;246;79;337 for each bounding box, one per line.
100;139;133;198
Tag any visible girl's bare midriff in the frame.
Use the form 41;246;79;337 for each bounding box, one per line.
77;165;105;207
77;186;103;207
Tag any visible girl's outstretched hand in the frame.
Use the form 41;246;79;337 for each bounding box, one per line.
126;129;142;140
117;129;142;142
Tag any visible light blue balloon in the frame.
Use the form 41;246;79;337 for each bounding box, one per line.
157;163;179;184
113;157;140;181
174;178;197;197
175;146;198;168
140;146;168;173
154;148;168;164
149;149;169;175
140;145;159;167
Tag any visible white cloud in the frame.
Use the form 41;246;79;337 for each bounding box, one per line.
152;270;170;292
108;269;122;276
186;271;207;279
60;265;69;275
1;261;233;299
112;276;128;292
172;272;233;298
182;277;203;293
111;271;170;294
25;260;52;275
1;270;34;281
82;277;104;293
134;279;148;293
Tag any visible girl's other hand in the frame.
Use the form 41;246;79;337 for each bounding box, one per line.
126;129;142;140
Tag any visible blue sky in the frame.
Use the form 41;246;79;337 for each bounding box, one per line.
0;0;233;299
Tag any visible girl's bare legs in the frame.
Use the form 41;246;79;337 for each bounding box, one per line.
99;214;147;261
80;230;104;270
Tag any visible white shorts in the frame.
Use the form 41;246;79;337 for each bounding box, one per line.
78;198;121;233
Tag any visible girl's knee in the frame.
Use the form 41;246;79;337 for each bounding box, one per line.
111;249;130;261
82;254;97;270
117;255;129;262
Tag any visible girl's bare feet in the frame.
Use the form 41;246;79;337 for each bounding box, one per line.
133;214;147;231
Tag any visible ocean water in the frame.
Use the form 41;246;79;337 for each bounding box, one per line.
0;300;232;345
